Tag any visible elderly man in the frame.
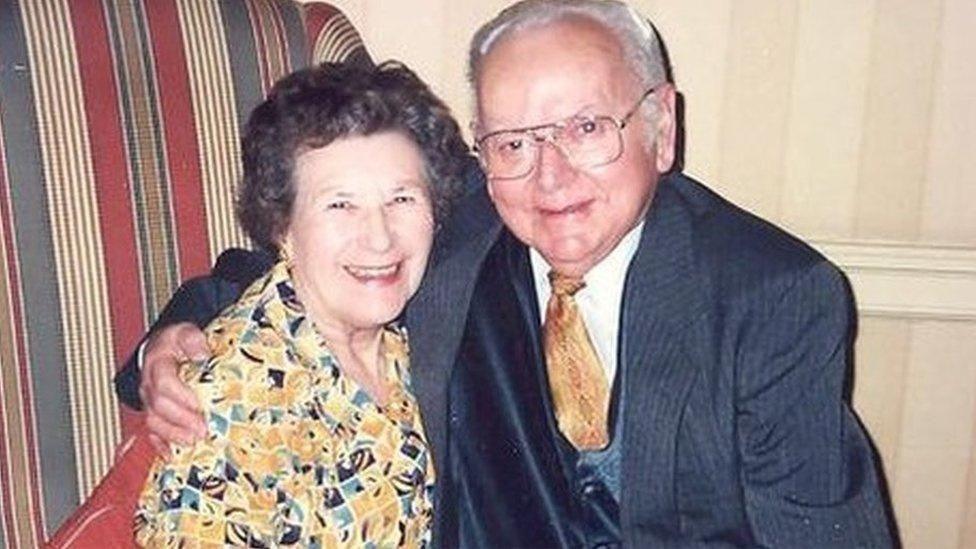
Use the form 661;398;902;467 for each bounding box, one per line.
116;0;892;546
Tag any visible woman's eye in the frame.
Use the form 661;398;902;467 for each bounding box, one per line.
326;200;352;210
391;195;416;205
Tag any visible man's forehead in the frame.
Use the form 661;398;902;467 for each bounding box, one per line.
482;15;623;65
474;22;637;130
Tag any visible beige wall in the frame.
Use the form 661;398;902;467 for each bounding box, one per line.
328;1;976;546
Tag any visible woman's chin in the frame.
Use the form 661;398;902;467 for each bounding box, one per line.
340;300;407;331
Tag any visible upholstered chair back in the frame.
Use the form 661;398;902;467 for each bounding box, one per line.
0;1;369;544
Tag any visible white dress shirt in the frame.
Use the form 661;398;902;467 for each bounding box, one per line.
529;222;644;384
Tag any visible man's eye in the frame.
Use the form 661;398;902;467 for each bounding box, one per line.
577;119;599;135
497;137;524;153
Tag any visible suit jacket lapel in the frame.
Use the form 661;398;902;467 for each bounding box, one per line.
619;174;710;537
406;183;501;534
502;232;574;464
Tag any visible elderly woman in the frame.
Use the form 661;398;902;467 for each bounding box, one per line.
133;60;467;547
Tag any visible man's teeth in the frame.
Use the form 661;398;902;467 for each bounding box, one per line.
345;264;398;278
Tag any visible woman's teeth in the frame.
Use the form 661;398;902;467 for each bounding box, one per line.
345;264;398;279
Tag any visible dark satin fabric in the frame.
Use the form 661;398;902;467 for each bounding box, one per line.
447;231;621;548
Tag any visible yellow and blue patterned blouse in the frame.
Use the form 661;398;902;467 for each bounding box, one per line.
135;260;434;547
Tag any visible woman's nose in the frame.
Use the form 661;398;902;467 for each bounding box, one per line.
360;208;394;252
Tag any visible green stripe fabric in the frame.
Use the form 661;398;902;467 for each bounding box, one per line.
105;0;182;323
0;0;79;540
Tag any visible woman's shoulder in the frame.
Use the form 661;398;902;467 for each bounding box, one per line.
181;264;302;397
206;269;286;357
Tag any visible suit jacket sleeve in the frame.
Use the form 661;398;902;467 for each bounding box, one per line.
113;248;274;410
736;261;892;547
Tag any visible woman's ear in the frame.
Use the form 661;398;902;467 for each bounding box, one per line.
279;234;295;266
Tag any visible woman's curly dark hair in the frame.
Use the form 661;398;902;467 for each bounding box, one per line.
237;60;469;252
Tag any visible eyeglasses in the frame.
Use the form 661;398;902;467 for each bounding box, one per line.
473;86;658;180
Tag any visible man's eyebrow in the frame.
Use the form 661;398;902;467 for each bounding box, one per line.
484;104;604;135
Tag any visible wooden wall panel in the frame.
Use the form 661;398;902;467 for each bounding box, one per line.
852;317;910;490
922;0;976;244
893;322;976;548
780;0;874;238
855;0;943;241
642;0;732;186
712;0;798;217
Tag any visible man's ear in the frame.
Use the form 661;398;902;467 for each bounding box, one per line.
653;83;677;173
485;172;497;202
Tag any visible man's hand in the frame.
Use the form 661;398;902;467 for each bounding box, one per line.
140;322;210;454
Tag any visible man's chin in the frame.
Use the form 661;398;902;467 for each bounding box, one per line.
536;240;600;274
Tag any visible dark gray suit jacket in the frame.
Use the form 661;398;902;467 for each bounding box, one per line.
407;171;893;547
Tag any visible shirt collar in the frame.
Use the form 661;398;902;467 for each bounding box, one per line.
529;221;644;306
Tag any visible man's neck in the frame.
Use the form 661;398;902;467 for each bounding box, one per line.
530;221;645;286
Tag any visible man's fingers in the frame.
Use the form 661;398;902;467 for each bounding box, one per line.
138;322;210;445
150;393;206;439
148;433;170;457
153;369;201;413
145;322;196;362
174;323;210;362
152;372;207;439
146;411;199;448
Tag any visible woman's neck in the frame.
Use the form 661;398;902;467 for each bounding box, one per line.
290;273;390;403
321;325;392;406
317;320;383;371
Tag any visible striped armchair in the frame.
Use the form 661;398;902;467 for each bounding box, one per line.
0;1;369;545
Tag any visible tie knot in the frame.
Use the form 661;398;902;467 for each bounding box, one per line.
548;270;585;296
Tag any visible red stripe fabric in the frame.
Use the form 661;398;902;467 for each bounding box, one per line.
247;0;272;92
247;0;290;94
69;0;148;441
0;402;16;547
302;3;341;61
47;430;155;548
143;0;210;280
270;4;291;82
69;0;144;367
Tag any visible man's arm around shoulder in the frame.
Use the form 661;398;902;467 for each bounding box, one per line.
114;248;273;410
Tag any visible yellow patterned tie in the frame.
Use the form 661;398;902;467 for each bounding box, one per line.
543;270;610;450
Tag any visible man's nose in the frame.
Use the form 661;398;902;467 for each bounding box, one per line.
532;138;574;192
361;208;394;252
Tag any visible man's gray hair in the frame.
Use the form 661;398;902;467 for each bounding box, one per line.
468;0;668;92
